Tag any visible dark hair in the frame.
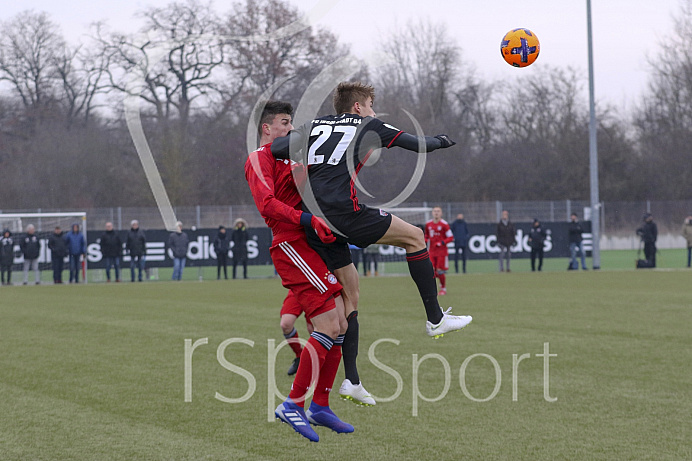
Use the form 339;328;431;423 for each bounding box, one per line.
571;213;578;217
258;100;293;134
333;81;375;115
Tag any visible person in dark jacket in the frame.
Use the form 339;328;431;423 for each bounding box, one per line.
637;213;658;267
1;229;14;285
349;243;364;275
231;218;249;279
450;213;470;274
213;225;230;280
48;226;68;283
528;219;547;272
65;223;86;283
568;213;588;270
168;221;189;281
682;216;692;268
99;222;122;282
496;210;516;272
126;220;146;282
20;224;41;284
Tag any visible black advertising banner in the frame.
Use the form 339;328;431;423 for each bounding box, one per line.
83;228;275;268
8;222;592;268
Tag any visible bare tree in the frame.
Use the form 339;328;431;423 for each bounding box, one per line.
634;0;692;199
375;20;463;127
96;0;227;128
222;0;346;108
0;11;64;115
53;41;111;127
93;0;229;203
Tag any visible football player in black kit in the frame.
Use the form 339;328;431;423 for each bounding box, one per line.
271;83;472;370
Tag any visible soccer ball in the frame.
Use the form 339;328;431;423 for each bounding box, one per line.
500;28;540;68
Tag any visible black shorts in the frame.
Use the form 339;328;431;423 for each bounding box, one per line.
306;206;393;271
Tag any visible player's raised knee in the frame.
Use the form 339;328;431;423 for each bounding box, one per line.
409;224;426;247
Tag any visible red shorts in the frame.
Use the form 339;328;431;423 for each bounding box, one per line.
280;292;314;327
271;237;342;320
430;253;449;273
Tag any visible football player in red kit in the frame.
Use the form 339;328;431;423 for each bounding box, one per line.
425;207;454;296
245;101;353;442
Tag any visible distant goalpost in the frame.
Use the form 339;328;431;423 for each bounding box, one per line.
0;212;88;284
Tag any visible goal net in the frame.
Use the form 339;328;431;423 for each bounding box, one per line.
354;207;432;276
0;212;87;283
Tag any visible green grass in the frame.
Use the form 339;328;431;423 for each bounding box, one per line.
1;269;691;460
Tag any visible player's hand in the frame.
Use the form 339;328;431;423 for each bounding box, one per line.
434;134;456;148
311;216;336;244
435;242;442;247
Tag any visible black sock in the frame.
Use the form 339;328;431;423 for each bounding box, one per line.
343;311;360;384
406;249;443;324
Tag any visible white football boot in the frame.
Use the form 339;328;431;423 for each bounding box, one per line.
426;307;473;339
339;379;376;406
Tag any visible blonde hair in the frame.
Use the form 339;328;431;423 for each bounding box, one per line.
333;81;375;115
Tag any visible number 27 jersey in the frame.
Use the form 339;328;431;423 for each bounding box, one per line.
278;114;403;215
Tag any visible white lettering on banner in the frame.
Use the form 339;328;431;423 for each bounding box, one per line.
581;233;593;252
46;231;266;266
87;243;101;262
247;240;259;259
468;233;554;255
147;242;166;261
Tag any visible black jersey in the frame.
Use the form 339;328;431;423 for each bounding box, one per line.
271;114;402;215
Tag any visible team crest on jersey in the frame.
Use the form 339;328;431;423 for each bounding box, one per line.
379;209;389;217
327;273;338;285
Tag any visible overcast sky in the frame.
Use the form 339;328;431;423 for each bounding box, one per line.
2;0;683;108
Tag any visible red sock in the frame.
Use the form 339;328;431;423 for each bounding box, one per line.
439;273;446;288
284;328;302;358
312;344;342;407
289;334;331;407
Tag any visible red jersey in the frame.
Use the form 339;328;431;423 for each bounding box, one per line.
245;144;305;243
425;219;454;256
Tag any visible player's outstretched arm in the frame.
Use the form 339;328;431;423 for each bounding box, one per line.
389;132;456;152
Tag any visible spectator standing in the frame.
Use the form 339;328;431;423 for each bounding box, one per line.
528;219;547;272
496;210;516;272
636;213;658;268
363;244;381;276
48;226;67;284
100;222;122;282
126;220;146;282
450;213;469;274
65;223;86;283
213;225;230;280
349;244;364;275
168;221;190;281
1;229;14;285
231;218;249;279
683;216;692;268
568;213;588;270
20;224;41;285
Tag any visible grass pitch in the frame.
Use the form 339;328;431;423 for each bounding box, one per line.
1;269;690;460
